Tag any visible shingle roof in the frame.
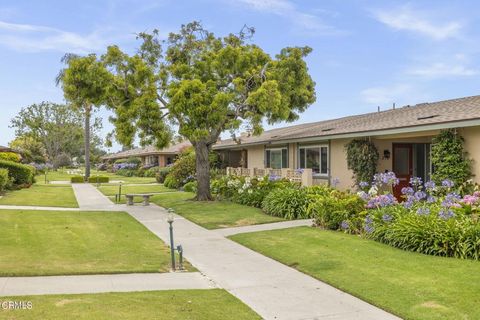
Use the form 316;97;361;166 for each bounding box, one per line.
213;95;480;149
102;141;192;160
0;145;12;152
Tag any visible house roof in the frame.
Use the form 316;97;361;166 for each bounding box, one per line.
102;141;192;160
213;95;480;149
0;145;12;152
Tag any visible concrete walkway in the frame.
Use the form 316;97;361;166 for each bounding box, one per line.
70;184;399;319
215;219;313;237
0;205;80;211
0;272;214;297
71;183;118;211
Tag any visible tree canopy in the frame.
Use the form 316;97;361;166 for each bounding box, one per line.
57;54;111;178
9;102;103;165
101;22;315;199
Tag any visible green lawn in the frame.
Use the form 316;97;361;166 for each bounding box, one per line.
98;184;173;201
0;185;78;207
230;227;480;320
0;210;191;276
151;191;284;229
0;289;260;320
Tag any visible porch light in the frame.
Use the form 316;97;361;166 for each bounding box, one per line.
383;149;391;160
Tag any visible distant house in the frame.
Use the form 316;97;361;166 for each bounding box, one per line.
0;145;14;152
101;141;191;167
213;95;480;195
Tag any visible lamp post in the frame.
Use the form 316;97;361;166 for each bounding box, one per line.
167;208;176;271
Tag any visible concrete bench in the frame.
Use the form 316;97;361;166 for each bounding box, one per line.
125;194;153;206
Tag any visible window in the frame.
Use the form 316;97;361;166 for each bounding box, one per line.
299;145;328;175
265;148;288;169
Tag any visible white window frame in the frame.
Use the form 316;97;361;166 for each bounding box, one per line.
298;145;329;177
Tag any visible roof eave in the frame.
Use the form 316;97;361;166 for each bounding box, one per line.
212;118;480;149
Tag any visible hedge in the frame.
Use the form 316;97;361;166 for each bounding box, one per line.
0;159;34;185
0;152;21;163
88;176;109;183
70;176;85;183
0;168;9;192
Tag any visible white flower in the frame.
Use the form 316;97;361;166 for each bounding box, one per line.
368;186;378;196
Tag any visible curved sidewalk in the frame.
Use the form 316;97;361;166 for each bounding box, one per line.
73;184;400;320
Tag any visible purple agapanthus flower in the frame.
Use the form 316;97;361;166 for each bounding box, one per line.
426;196;437;203
438;209;455;220
417;207;430;215
340;220;349;230
442;193;461;208
442;179;455;188
403;196;415;209
364;215;374;233
401;187;414;196
382;214;393;222
414;191;427;201
366;194;397;209
269;174;281;181
359;181;369;188
424;181;436;190
331;177;340;187
409;176;423;187
373;172;399;187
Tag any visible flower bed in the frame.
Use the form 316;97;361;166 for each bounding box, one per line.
349;173;480;260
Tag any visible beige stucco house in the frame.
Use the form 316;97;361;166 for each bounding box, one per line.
102;141;191;167
213;95;480;193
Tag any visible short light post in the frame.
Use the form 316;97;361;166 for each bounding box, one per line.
44;169;48;184
96;174;100;187
167;208;176;271
116;182;123;203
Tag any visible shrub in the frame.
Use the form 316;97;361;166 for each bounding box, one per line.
88;176;109;183
156;167;171;183
127;157;142;166
183;181;198;193
164;175;179;189
0;152;21;163
0;168;10;192
165;149;196;188
0;159;34;186
70;176;84;183
115;168;138;177
143;166;159;177
308;190;365;230
262;188;310;219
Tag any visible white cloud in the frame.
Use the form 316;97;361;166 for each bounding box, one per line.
0;20;106;53
361;84;413;105
372;5;461;40
408;62;477;78
234;0;340;35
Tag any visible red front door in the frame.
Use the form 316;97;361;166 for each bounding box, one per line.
392;144;413;200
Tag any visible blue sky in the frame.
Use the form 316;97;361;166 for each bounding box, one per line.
1;0;479;151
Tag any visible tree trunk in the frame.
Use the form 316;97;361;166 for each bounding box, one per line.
195;141;212;201
84;105;91;180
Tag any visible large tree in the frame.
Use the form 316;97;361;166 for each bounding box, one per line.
57;54;111;179
9;102;101;163
103;22;316;200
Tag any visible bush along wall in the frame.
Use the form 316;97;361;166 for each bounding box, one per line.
70;176;85;183
88;176;109;183
0;159;34;186
0;168;10;193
